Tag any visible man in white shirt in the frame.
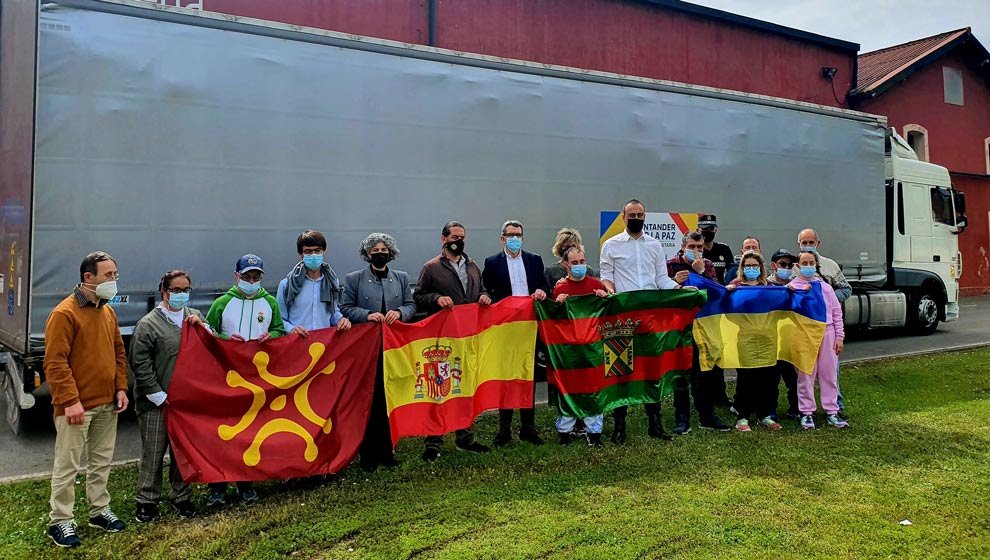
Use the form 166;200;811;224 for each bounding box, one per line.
600;199;685;444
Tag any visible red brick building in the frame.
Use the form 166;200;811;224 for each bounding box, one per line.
193;0;859;108
851;29;990;294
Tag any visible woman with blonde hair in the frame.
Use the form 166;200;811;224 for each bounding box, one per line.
544;227;598;287
726;251;782;432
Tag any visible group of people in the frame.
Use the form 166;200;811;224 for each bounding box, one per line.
40;199;850;548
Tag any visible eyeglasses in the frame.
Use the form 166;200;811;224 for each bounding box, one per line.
167;287;192;294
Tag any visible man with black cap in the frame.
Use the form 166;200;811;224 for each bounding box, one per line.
768;248;800;417
668;232;732;435
698;215;734;285
697;214;734;406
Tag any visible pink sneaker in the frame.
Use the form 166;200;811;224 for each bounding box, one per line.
735;418;751;432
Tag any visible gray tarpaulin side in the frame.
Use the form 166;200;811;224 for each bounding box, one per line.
33;4;886;336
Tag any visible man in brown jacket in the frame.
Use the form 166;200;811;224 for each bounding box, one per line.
413;221;492;461
44;251;129;548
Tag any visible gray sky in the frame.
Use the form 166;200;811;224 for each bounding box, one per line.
687;0;989;53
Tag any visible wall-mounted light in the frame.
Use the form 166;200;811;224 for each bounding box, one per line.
821;67;838;80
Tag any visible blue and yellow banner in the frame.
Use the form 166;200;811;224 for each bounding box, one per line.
686;273;827;373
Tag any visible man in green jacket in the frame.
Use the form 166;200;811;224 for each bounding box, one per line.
203;254;285;507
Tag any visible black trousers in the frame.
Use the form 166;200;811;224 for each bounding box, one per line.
734;366;780;420
498;407;536;431
497;339;544;431
673;345;719;423
360;353;394;467
776;361;799;415
612;402;660;421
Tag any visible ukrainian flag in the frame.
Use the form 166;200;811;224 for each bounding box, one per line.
686;273;827;374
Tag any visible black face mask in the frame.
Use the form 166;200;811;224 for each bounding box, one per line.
444;240;465;256
370;253;390;268
701;230;716;243
626;219;645;235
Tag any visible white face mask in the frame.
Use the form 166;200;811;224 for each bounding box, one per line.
84;280;118;301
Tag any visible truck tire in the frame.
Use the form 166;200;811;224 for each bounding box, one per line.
909;292;940;335
1;368;22;436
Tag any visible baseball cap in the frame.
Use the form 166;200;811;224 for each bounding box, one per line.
698;214;718;228
235;254;264;274
770;248;797;263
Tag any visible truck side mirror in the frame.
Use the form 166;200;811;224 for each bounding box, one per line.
954;215;968;234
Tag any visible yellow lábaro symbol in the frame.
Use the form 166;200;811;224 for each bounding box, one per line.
217;342;337;467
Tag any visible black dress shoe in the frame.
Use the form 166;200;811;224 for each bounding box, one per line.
135;502;159;524
611;423;627;445
557;432;572;446
456;441;491;453
647;423;673;441
493;429;512;448
381;455;400;468
174;500;196;519
519;428;544;445
422;448;441;462
699;415;732;432
587;433;603;448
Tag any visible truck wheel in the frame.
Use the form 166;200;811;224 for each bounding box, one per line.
1;369;22;436
909;292;940;335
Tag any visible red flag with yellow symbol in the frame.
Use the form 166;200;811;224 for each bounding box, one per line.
166;323;379;482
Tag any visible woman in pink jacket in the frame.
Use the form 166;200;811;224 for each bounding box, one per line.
788;251;849;430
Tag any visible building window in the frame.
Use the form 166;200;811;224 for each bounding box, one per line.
943;66;964;106
903;124;929;162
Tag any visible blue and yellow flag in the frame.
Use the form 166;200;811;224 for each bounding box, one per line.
686;273;827;373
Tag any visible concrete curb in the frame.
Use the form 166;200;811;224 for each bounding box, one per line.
3;343;987;485
842;342;990;365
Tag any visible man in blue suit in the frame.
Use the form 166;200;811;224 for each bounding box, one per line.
482;220;550;447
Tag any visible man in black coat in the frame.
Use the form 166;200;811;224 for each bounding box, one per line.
482;220;550;447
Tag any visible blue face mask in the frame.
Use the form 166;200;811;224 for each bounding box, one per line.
801;245;818;254
303;253;324;271
800;266;817;278
743;266;761;281
167;292;189;309
505;236;523;253
775;268;792;281
683;250;696;262
238;279;261;296
570;264;588;280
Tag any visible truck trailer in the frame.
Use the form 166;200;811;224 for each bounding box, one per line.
0;0;967;433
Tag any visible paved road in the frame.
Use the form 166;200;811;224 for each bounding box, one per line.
2;296;988;481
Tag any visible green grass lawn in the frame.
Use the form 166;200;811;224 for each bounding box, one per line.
2;349;989;559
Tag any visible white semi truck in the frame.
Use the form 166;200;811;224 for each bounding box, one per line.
0;0;967;433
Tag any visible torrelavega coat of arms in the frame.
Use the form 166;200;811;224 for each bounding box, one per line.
598;318;642;378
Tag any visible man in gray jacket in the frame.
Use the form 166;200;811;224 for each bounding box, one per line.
128;269;206;523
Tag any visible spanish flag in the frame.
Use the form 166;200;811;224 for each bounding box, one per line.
382;297;537;445
535;290;706;419
686;273;827;373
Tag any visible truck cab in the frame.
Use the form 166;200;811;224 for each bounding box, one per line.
877;131;964;333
